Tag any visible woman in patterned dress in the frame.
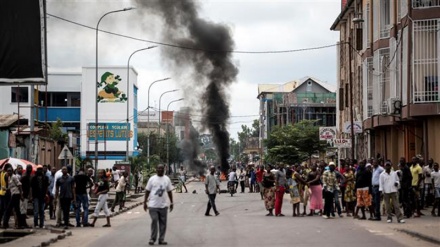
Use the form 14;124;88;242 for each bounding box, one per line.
344;166;356;217
262;165;276;216
290;165;307;216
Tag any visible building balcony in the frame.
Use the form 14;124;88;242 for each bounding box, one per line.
412;0;440;8
36;107;80;123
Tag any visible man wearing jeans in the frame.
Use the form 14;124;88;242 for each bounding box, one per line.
111;172;127;212
55;166;76;230
371;159;384;220
205;166;220;216
144;164;174;246
30;165;49;228
74;168;92;227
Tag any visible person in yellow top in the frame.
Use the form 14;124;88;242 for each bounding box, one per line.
410;156;423;217
0;159;12;226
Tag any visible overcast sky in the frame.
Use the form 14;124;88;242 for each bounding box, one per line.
46;0;341;139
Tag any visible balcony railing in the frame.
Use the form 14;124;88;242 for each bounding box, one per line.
412;0;440;8
412;19;439;103
380;25;391;39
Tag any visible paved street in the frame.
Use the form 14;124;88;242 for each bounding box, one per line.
48;181;435;247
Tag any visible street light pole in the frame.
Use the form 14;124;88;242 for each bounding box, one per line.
126;46;157;162
158;89;179;135
95;7;134;178
166;98;184;175
147;78;171;165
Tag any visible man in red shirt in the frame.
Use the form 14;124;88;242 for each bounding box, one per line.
255;165;264;200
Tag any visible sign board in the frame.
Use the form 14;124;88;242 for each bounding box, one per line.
58;145;74;159
114;162;131;184
87;123;132;141
332;138;352;148
343;121;363;134
319;127;336;140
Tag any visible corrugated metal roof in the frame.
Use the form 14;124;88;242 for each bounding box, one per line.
0;115;20;128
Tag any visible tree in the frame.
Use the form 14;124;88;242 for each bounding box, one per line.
236;119;260;151
295;120;328;161
265;120;327;164
137;132;180;167
49;118;68;144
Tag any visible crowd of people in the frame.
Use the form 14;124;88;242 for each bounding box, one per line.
0;159;135;230
228;156;440;222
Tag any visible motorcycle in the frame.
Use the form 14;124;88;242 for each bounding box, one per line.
227;181;236;196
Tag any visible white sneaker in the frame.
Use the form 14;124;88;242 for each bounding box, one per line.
387;219;392;223
398;219;405;224
322;215;329;219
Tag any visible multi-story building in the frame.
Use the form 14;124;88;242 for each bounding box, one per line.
257;76;337;154
331;0;440;162
0;71;82;166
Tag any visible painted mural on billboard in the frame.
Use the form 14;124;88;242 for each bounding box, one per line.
97;72;127;103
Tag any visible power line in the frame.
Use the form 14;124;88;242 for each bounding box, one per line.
46;13;338;54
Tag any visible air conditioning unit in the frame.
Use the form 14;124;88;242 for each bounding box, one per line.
388;98;402;115
381;100;389;115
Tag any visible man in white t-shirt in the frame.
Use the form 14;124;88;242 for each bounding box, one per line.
144;164;174;246
228;167;238;190
112;167;121;188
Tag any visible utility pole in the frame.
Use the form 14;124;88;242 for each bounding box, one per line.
348;36;355;160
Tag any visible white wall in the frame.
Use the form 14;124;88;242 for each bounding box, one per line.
80;66;138;162
0;86;31;120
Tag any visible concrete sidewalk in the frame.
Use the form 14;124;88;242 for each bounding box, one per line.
353;207;440;245
0;189;146;247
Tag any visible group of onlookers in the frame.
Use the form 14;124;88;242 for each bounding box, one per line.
254;156;440;222
0;159;135;230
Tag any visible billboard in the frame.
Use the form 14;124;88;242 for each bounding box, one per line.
87;123;132;141
343;121;363;134
0;0;46;84
319;127;336;140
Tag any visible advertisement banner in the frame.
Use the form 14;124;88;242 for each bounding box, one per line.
319;127;336;140
87;123;132;141
0;0;46;84
343;121;363;134
332;138;352;148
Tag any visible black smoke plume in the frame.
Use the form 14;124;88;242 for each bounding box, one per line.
137;0;238;172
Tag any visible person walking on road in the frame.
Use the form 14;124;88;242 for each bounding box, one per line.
178;166;188;193
205;166;220;216
74;168;92;227
379;161;405;223
55;166;76;230
144;164;174;246
371;159;384;221
89;169;111;228
111;172;127;212
30;165;49;228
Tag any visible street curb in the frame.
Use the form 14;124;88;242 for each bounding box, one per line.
31;229;72;247
396;228;440;245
